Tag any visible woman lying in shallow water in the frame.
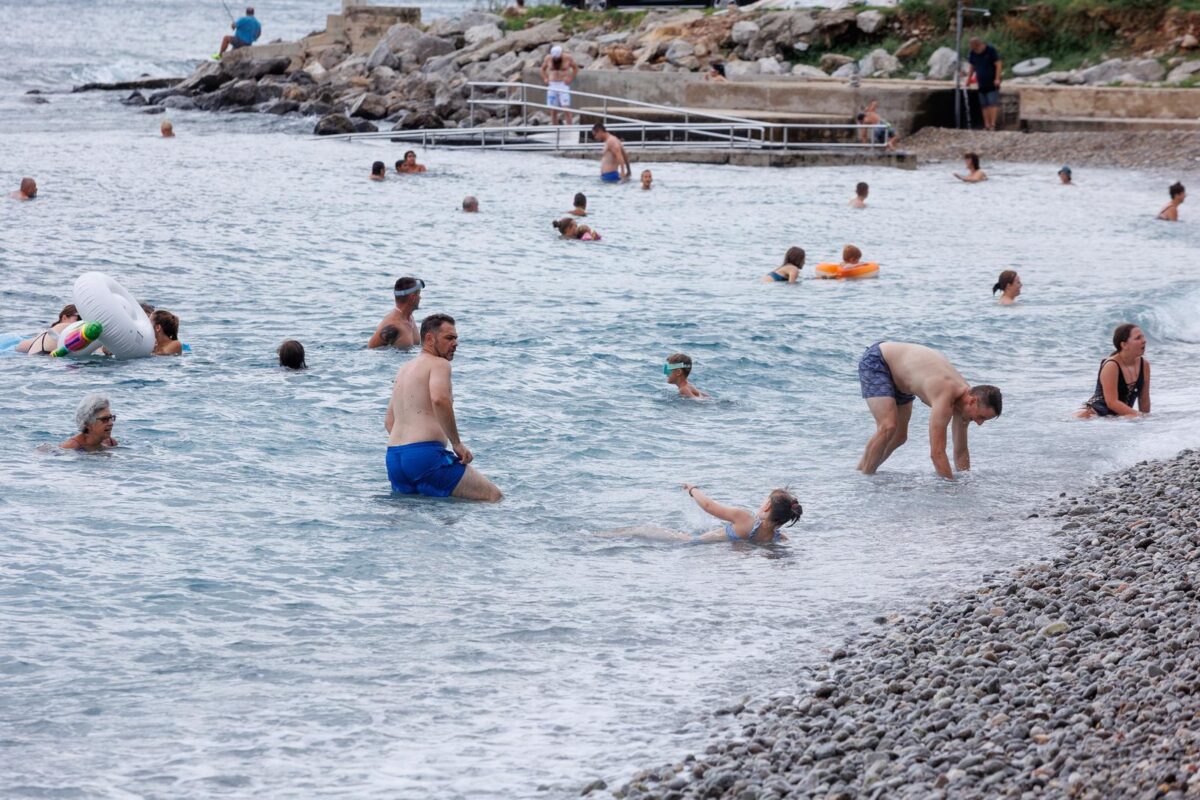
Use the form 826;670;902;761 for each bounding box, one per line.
602;485;802;544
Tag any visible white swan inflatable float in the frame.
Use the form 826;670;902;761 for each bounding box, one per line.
54;272;154;360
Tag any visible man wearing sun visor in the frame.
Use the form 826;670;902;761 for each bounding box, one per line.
368;276;424;349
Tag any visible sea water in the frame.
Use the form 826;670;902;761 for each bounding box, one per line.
3;2;1200;798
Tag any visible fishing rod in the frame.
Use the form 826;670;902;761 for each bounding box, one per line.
220;0;235;24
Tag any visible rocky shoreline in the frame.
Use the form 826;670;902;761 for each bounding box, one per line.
903;128;1200;171
601;448;1200;799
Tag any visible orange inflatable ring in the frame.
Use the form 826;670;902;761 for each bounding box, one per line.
815;262;880;279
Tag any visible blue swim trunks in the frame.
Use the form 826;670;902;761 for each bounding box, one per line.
386;441;466;497
858;342;915;406
600;171;620;183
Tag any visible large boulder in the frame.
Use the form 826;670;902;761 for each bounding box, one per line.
926;46;959;80
409;35;456;66
894;37;922;60
314;112;356;135
731;20;759;46
175;60;230;95
665;39;695;66
120;91;147;106
1080;58;1128;85
299;99;335;117
607;45;636;67
353;119;378;133
1166;59;1200;83
348;92;389;120
758;56;785;75
791;63;828;78
263;99;300;115
831;62;858;79
397;106;445;130
820;53;854;72
724;59;760;78
459;18;564;65
223;56;291;81
859;48;900;76
366;39;400;71
429;11;503;38
856;10;885;35
161;95;197;110
464;24;503;49
1124;58;1165;82
199;78;259;109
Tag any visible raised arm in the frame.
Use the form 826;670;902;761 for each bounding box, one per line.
682;484;747;524
1139;361;1151;413
951;412;970;472
928;400;955;480
1098;361;1140;417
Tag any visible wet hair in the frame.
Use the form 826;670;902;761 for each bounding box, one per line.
139;302;155;315
969;385;1003;417
378;324;400;346
56;304;78;324
395;160;403;171
278;339;306;369
1110;322;1140;356
767;489;803;528
666;352;692;377
842;244;862;262
553;217;577;237
710;62;726;77
573;192;587;209
404;150;417;161
394;276;422;301
420;313;455;342
20;177;36;197
856;181;869;197
964;152;981;171
592;122;606;134
152;309;179;340
75;393;111;433
462;195;479;212
371;161;386;177
784;246;805;270
992;269;1018;295
1169;181;1186;199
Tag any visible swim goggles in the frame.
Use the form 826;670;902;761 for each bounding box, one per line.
663;362;691;374
394;279;426;298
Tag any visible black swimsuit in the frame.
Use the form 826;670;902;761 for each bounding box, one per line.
1086;357;1144;416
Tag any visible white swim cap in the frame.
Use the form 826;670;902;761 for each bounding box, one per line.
550;45;563;57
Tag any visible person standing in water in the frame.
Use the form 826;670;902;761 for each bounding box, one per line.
369;277;423;349
1159;182;1185;221
385;313;502;501
396;152;427;174
539;45;579;126
1077;323;1150;418
850;182;869;209
664;353;706;398
954;152;987;182
217;7;261;59
993;270;1021;305
762;246;805;283
857;342;1002;480
569;192;588;216
592;123;630;183
151;310;183;356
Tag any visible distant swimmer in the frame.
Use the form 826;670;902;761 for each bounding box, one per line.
569;192;588;216
601;485;802;544
396;151;427;174
278;339;306;369
151;310;183;356
216;6;261;59
1158;181;1185;222
704;62;728;83
61;394;118;451
1058;166;1073;185
369;277;423;349
857;342;1002;480
370;161;386;181
993;270;1021;305
664;353;707;399
954;152;987;182
850;181;869;209
539;45;579;126
11;177;37;200
385;313;502;501
552;217;600;241
640;169;653;190
1077;323;1150;418
160;119;175;138
763;246;805;283
17;305;80;355
592;123;630;183
462;195;479;212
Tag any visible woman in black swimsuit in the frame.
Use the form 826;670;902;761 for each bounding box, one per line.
1078;323;1151;418
16;304;80;355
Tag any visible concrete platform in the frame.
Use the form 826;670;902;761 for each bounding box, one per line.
1022;115;1200;133
556;148;917;169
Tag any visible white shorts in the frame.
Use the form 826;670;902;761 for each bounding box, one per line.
546;81;571;109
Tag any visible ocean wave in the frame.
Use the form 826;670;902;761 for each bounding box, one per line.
1142;285;1200;344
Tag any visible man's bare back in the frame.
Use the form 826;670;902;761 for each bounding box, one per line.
600;136;627;177
386;352;449;446
878;342;968;409
372;309;418;349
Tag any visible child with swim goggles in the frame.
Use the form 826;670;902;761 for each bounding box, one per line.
664;353;706;398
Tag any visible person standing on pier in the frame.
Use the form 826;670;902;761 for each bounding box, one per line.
540;45;579;126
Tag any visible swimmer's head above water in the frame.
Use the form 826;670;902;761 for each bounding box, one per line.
17;177;37;199
1169;181;1186;202
842;244;862;264
1058;166;1072;184
370;161;386;180
664;353;692;380
856;181;869;199
278;339;306;369
641;170;652;190
764;488;804;529
964;152;981;172
462;195;479;212
394;276;423;310
160;119;175;138
993;269;1020;301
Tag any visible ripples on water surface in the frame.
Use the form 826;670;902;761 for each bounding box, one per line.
3;34;1200;800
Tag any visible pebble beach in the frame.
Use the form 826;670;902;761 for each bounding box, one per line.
610;448;1200;799
904;128;1200;171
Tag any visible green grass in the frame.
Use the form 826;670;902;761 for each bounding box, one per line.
497;6;648;35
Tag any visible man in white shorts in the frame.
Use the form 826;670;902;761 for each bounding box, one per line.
540;45;579;126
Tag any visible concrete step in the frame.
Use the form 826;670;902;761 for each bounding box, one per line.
578;105;852;125
1022;115;1200;133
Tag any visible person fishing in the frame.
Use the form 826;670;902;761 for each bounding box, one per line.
215;5;261;60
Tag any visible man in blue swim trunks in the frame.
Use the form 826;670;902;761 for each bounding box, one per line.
384;313;502;501
857;342;1003;480
592;123;630;184
217;7;262;59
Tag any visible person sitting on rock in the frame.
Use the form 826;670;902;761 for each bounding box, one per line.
850;181;869;209
396;151;427;174
552;217;600;241
1159;181;1185;222
462;196;479;213
160;119;175;138
569;192;587;216
216;6;261;59
954;152;987;183
278;339;306;370
370;161;386;181
704;62;728;83
11;177;37;200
